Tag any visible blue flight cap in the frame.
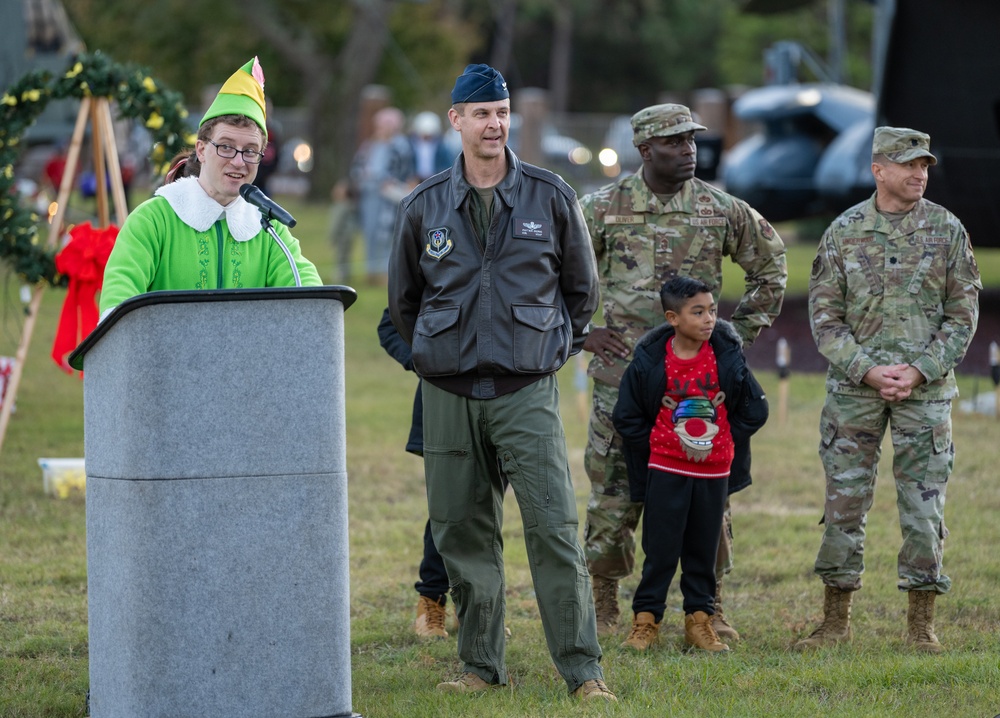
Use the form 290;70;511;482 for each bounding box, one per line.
451;64;509;104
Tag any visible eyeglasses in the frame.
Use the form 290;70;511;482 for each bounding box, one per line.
207;140;264;164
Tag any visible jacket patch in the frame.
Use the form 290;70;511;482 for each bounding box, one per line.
689;217;726;227
843;236;875;245
513;218;550;239
758;218;775;239
425;227;454;260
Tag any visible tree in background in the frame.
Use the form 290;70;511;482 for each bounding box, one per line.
717;1;875;89
58;0;874;198
61;0;474;200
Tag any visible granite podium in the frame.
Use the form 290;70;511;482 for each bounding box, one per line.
69;286;360;718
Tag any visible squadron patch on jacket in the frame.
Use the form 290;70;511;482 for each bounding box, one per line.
513;218;550;240
425;227;454;260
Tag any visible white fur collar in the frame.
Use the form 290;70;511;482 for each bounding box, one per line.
154;176;263;242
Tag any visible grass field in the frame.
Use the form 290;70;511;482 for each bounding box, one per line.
2;196;999;717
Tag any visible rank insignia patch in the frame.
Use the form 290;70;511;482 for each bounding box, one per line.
425;227;454;260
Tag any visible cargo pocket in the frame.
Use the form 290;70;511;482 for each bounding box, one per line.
587;409;615;458
424;444;473;524
819;406;838;451
511;304;568;373
412;306;461;376
926;421;954;485
816;408;839;525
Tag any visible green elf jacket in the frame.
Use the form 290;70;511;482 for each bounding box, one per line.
100;176;321;316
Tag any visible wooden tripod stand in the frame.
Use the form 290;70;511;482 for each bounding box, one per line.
0;96;129;457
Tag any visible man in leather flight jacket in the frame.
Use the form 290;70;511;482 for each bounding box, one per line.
388;64;613;701
389;138;597;397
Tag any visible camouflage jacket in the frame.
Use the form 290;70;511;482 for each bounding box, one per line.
808;193;982;399
580;170;787;388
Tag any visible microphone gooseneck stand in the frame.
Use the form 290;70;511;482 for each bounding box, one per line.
257;212;302;288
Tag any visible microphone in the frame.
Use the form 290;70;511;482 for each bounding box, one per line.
239;183;297;228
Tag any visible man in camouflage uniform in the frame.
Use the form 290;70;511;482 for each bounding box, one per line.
579;104;787;637
795;126;981;653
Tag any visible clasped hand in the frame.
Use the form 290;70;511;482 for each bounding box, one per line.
862;364;925;402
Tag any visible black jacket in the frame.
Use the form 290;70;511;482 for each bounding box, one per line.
378;307;422;455
612;319;768;502
388;147;599;399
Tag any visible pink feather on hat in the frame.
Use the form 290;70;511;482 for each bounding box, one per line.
251;56;265;89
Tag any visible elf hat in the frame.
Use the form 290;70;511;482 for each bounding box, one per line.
199;57;267;138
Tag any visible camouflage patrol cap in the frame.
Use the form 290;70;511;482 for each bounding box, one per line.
872;126;937;165
631;103;707;146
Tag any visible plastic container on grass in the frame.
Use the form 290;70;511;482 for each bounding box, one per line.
37;458;86;498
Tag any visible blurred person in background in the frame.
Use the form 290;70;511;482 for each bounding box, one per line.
351;106;414;285
251;99;281;196
409;111;455;183
328;178;358;284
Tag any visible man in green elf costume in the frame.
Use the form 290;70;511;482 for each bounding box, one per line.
100;57;320;317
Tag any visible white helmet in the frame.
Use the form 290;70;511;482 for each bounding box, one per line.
412;111;442;137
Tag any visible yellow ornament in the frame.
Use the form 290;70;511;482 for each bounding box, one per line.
22;89;41;102
66;62;83;78
145;112;164;130
143;77;157;93
1;94;16;106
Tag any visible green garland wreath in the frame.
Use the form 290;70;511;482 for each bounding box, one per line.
0;50;195;287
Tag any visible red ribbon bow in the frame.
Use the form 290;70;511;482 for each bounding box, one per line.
51;222;118;374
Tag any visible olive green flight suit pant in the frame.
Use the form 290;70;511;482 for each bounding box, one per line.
422;376;604;691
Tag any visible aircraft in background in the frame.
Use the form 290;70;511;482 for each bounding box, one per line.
722;0;1000;245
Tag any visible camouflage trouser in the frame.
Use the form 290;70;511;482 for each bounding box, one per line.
814;393;953;593
584;382;734;581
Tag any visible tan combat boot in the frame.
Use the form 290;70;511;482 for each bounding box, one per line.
684;611;730;652
621;611;660;651
436;672;496;693
712;580;740;642
571;678;617;701
793;585;854;650
906;590;943;654
414;595;448;639
592;576;620;636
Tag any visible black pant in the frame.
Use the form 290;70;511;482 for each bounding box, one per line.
415;519;449;603
631;470;728;622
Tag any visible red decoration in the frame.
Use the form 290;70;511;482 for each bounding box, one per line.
51;222;118;374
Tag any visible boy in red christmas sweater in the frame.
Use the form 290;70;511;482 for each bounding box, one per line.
612;276;768;652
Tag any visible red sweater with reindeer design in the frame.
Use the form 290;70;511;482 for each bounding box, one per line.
649;337;734;479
